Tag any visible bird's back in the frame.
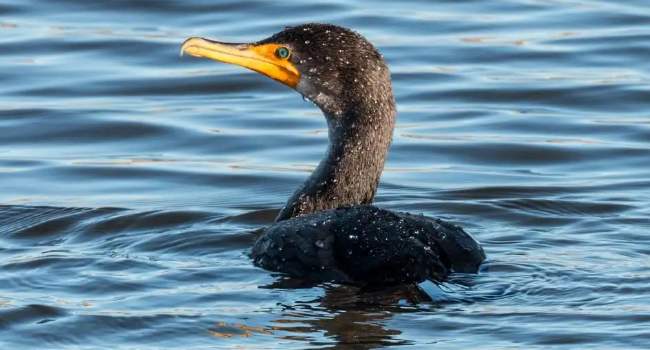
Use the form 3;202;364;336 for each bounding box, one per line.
252;205;485;286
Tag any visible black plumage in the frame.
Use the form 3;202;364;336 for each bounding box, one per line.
253;205;485;286
183;23;486;286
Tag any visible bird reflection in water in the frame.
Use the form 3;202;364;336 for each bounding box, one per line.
207;279;467;348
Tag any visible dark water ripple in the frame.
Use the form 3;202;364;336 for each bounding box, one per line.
1;0;650;348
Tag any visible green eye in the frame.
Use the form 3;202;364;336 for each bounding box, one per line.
276;47;290;59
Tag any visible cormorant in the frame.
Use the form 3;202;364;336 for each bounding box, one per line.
181;23;485;286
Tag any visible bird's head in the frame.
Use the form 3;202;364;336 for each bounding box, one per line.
181;23;394;122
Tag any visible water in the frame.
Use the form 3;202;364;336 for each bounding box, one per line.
1;0;649;348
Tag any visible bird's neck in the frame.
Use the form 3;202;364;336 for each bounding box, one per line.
276;106;396;222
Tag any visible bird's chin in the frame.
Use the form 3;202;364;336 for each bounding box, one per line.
296;80;343;117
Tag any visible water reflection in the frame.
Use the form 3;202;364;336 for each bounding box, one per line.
264;282;442;348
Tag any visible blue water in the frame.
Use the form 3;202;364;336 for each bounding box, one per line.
1;0;649;348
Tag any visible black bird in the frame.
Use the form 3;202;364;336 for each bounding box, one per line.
181;23;485;286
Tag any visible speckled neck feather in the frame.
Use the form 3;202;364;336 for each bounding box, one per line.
273;24;397;221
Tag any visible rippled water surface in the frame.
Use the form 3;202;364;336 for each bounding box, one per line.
1;0;649;348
